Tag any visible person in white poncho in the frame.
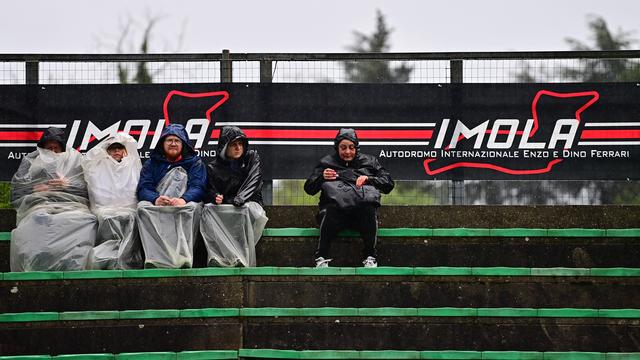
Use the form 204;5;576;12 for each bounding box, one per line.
82;133;143;269
10;127;96;272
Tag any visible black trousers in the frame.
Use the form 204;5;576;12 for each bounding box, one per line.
315;203;378;260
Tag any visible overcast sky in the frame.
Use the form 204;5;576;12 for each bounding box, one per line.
1;0;638;54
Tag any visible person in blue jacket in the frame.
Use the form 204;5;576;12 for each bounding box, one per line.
136;123;207;268
137;123;206;205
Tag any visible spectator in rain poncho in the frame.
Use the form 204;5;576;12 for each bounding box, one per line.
82;133;143;269
201;126;268;267
10;127;96;272
136;123;207;268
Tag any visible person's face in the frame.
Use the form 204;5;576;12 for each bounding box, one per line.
225;139;244;160
338;139;356;162
163;135;183;159
42;140;63;153
107;146;127;162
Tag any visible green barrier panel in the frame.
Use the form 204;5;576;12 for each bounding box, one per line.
115;353;176;360
357;307;418;317
590;268;640;277
240;267;280;276
605;353;640;360
53;355;114;360
358;350;420;359
471;267;531;276
121;269;183;278
414;267;473;276
433;228;491;237
355;267;414;276
490;228;547;237
378;228;432;237
0;232;10;241
0;312;59;322
119;309;180;320
59;311;119;321
477;308;538;317
179;308;239;318
3;271;64;281
480;351;542;359
547;229;606;237
240;308;302;317
262;228;319;237
420;351;482;359
63;270;124;280
542;352;604;360
298;350;360;359
176;350;238;359
295;267;357;276
605;229;640;237
530;268;591;276
597;309;640;318
0;356;52;360
296;308;359;317
417;308;477;317
239;349;300;359
537;308;599;318
182;268;240;277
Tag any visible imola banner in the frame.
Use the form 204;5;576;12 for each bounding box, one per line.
0;83;638;181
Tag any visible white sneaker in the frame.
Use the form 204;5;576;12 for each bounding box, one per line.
315;257;332;268
363;256;378;268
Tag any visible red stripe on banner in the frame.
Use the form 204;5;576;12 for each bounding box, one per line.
209;129;433;140
581;129;640;139
0;131;43;141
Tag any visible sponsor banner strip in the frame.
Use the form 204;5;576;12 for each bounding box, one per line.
0;143;37;147
0;124;66;128
584;122;640;127
0;131;43;141
580;129;640;139
578;141;640;146
214;122;436;127
209;129;433;140
207;141;430;146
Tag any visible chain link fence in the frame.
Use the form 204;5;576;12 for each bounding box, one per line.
1;51;639;205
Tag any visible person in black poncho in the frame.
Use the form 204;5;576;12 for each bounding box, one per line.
201;126;268;267
304;128;395;268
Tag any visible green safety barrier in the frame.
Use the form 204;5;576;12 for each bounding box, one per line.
2;307;640;323
1;228;640;241
2;349;639;360
2;266;640;282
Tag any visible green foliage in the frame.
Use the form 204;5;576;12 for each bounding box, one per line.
0;182;12;208
117;17;159;84
344;10;413;83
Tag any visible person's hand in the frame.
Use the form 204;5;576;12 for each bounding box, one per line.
170;198;186;207
33;183;49;192
47;178;68;189
323;168;338;180
232;197;245;207
215;194;224;205
155;195;171;206
356;175;368;187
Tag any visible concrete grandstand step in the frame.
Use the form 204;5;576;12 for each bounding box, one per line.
2;267;640;312
2;307;640;354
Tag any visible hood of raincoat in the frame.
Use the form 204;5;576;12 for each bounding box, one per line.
217;126;249;161
37;127;67;152
152;123;196;160
334;128;359;154
84;133;140;163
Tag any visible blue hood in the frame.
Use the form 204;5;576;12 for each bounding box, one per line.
152;123;196;159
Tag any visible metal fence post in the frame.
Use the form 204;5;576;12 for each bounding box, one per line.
26;61;39;84
220;49;232;83
260;59;274;205
450;59;465;205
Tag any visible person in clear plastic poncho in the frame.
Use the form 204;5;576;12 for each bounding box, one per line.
136;123;207;268
82;133;143;269
201;126;268;267
10;127;97;272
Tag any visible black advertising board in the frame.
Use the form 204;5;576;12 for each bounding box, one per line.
0;83;638;181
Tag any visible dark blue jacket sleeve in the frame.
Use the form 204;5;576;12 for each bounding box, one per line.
137;160;161;203
181;158;207;203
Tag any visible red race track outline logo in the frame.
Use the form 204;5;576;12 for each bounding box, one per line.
423;90;600;175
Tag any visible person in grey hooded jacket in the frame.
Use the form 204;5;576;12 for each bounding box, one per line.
304;128;394;268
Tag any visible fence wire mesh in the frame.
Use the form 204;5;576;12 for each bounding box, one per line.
1;52;639;205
